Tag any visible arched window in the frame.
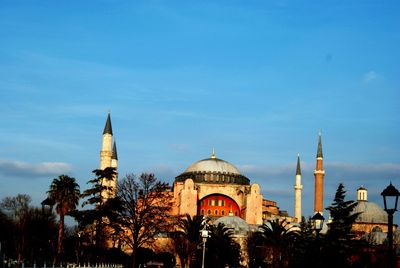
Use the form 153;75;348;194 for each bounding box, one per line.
207;210;211;215
215;210;218;215
222;210;225;216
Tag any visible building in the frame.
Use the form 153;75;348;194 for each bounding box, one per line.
98;113;295;225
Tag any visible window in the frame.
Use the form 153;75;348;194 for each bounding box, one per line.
201;209;204;215
221;200;225;206
222;210;225;216
215;210;218;215
209;199;212;206
215;199;219;206
207;210;211;215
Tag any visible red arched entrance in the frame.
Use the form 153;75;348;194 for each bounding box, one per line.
198;194;240;217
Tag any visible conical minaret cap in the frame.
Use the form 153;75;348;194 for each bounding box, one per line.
296;154;301;175
316;133;323;158
103;113;113;135
112;141;118;160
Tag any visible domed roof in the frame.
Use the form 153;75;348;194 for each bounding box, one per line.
214;216;249;235
352;201;388;224
184;157;241;175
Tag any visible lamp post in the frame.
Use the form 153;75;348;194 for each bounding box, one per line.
200;217;210;268
381;183;400;268
312;212;325;267
312;212;325;237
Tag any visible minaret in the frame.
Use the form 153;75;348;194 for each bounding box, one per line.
314;133;325;214
110;141;118;197
100;113;113;170
294;154;303;222
100;113;118;199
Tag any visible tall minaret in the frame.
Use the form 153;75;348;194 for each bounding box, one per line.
100;113;118;199
314;133;325;214
294;154;303;222
100;112;113;170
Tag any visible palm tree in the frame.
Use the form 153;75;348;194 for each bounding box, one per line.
173;214;203;268
206;223;241;267
47;175;80;262
259;219;298;268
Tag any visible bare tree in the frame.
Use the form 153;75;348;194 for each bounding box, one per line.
112;173;172;268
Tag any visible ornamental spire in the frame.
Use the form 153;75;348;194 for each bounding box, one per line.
317;132;323;158
211;147;216;159
296;154;301;175
112;141;118;160
103;112;113;135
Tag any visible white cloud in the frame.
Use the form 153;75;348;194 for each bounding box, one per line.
0;159;72;179
363;70;378;83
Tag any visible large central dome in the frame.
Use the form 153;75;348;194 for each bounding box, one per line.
175;150;250;185
184;157;241;174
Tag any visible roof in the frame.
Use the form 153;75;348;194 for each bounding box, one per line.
103;113;113;135
352;201;388;224
184;157;241;175
213;216;249;235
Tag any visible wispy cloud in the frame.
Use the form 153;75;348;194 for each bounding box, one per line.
363;70;379;83
0;159;72;179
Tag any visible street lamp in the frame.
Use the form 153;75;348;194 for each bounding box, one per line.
200;217;210;268
381;183;400;268
312;212;325;236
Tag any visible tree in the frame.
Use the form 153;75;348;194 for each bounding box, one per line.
323;183;361;267
47;175;80;262
171;214;203;268
205;223;241;268
0;195;58;265
258;219;298;268
75;167;118;256
111;173;172;268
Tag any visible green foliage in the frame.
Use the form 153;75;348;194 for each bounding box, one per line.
204;223;241;268
171;214;203;268
258;219;299;268
47;174;80;262
322;183;363;267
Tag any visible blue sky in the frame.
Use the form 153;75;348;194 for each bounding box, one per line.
0;0;399;224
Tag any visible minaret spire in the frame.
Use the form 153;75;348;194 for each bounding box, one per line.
112;141;118;160
296;153;301;175
314;132;325;214
294;154;303;222
103;112;113;135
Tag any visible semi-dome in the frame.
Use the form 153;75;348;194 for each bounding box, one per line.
214;216;249;235
352;201;388;224
175;150;250;185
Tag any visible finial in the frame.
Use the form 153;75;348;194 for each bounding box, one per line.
211;147;216;159
316;132;323;158
103;113;113;135
296;154;301;175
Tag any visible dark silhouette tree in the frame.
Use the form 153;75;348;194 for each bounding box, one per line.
205;223;241;268
0;195;58;265
75;167;117;258
47;175;80;262
258;219;298;268
111;173;172;268
171;214;203;268
322;183;361;267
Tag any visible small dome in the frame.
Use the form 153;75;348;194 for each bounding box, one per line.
213;216;249;235
352;201;388;224
184;157;241;175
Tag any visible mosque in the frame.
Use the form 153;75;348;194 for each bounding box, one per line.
99;113;394;243
99;113;328;225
